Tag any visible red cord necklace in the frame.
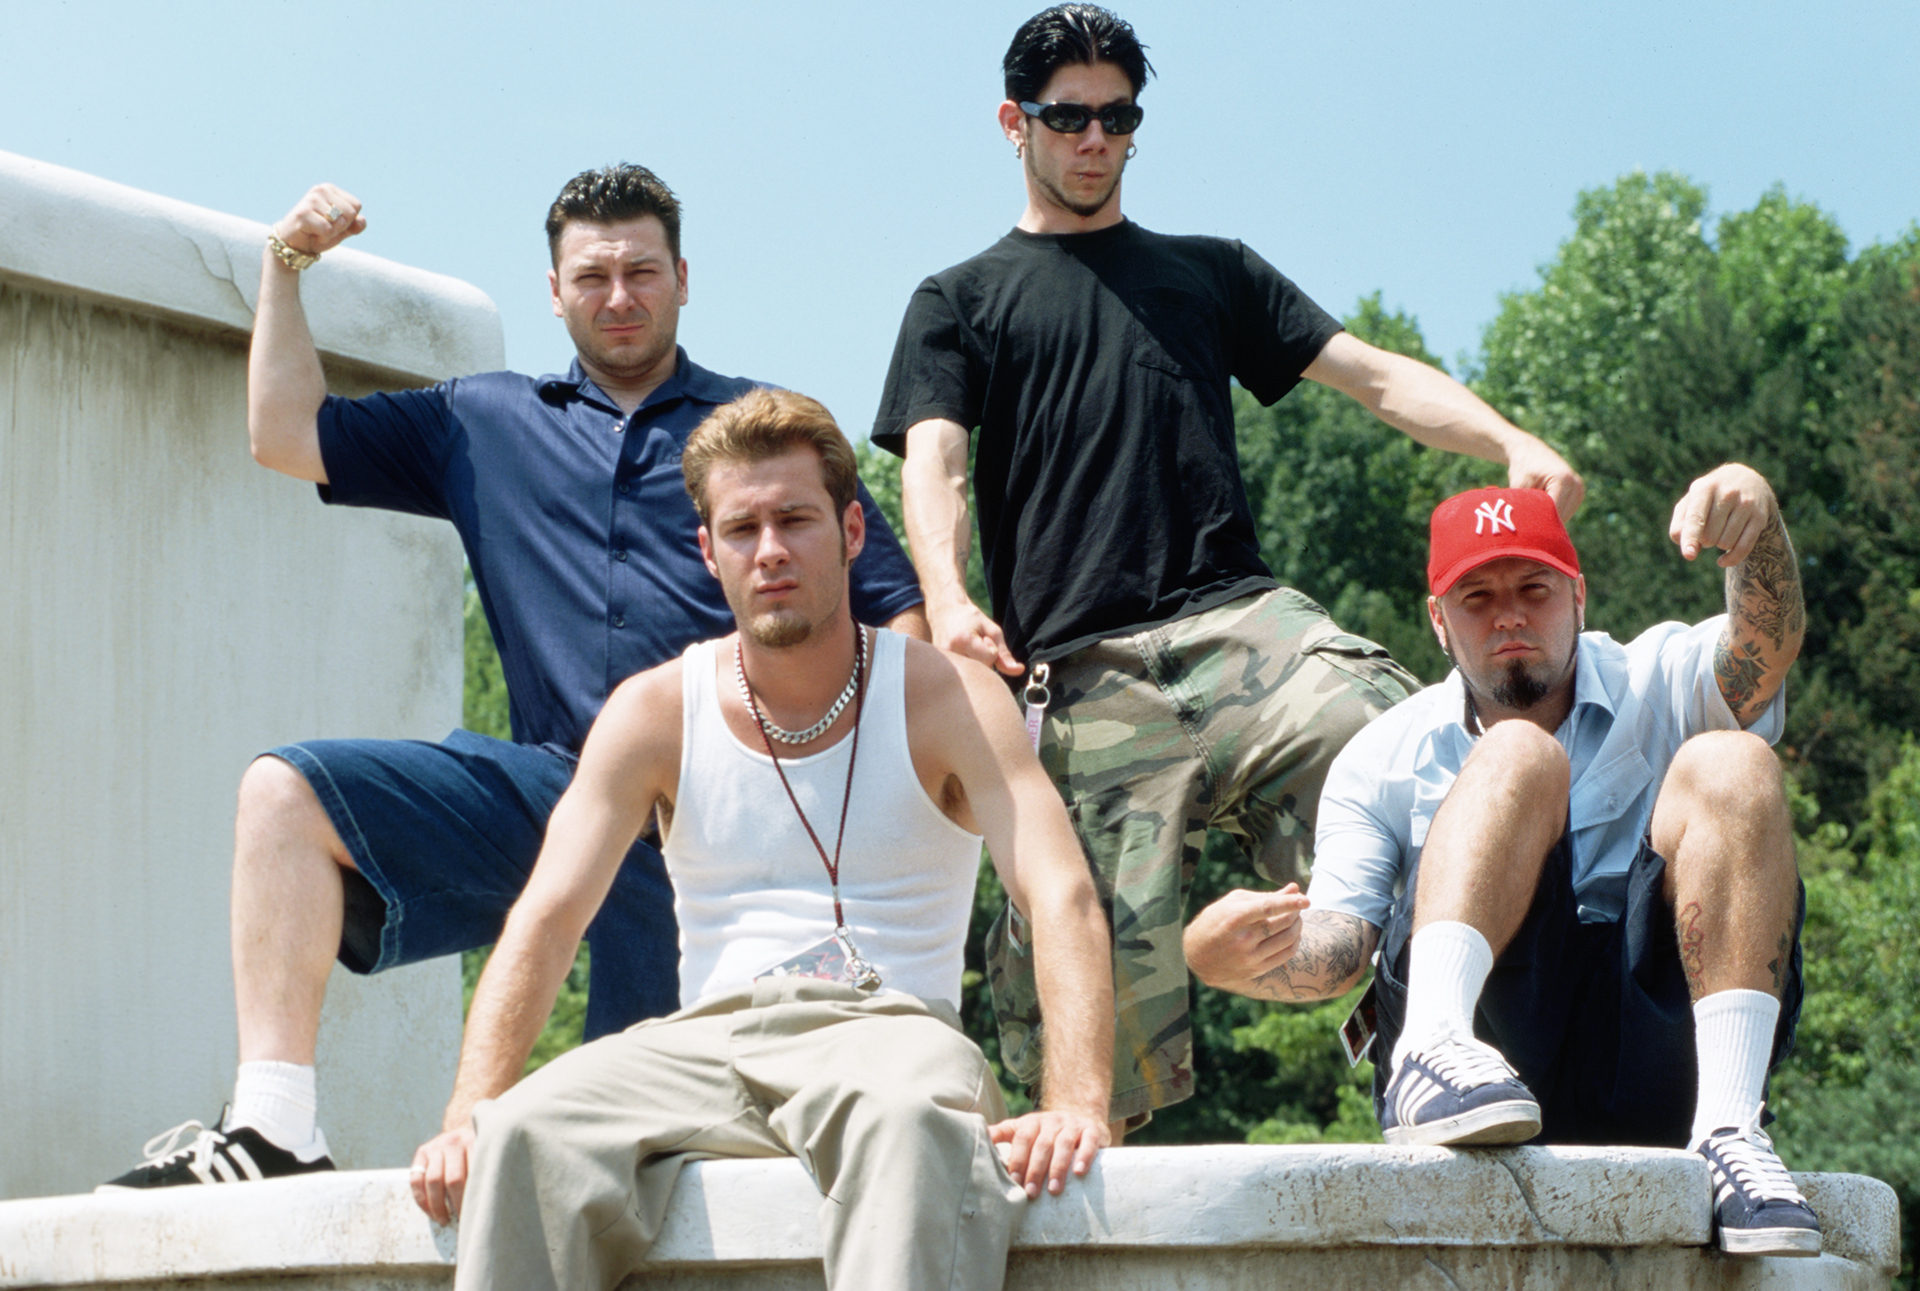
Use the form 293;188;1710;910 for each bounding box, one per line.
735;624;881;989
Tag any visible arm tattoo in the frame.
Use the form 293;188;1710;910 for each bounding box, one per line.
1726;513;1805;652
1769;930;1791;994
1712;638;1768;714
1252;911;1376;1002
1715;511;1804;719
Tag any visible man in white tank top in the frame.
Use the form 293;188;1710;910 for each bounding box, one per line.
406;389;1116;1291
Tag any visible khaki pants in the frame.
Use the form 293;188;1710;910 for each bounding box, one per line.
455;978;1025;1291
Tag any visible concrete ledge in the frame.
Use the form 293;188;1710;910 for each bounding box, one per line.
0;1147;1898;1289
0;149;502;378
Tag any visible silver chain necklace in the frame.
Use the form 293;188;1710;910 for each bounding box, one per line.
737;624;880;991
735;626;866;745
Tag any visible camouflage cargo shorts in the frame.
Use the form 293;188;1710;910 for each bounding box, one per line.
986;587;1418;1122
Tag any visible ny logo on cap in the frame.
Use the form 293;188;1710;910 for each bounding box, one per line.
1474;500;1515;536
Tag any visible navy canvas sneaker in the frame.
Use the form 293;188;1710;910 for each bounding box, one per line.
1697;1110;1822;1257
1380;1029;1542;1147
97;1112;335;1189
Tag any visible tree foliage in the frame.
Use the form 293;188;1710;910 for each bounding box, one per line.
465;174;1918;1269
462;579;510;742
1229;173;1920;1270
1233;292;1506;685
860;197;1920;1167
1475;174;1920;829
1479;171;1717;455
1772;743;1920;1283
461;574;587;1068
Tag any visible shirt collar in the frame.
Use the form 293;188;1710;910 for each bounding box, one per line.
535;358;601;407
535;348;732;412
1437;632;1612;737
1568;632;1615;718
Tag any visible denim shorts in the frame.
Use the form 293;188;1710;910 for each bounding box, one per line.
1370;833;1805;1147
268;728;680;1040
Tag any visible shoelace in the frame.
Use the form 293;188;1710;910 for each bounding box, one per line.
1709;1105;1807;1204
138;1118;223;1180
1417;1030;1518;1087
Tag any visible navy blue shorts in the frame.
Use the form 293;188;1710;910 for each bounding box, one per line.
1370;834;1805;1147
268;729;680;1041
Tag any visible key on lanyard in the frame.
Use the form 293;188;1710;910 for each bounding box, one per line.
1023;663;1051;753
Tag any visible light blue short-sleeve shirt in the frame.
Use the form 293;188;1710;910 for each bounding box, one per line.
1309;617;1786;929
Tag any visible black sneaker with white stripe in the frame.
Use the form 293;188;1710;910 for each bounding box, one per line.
1698;1110;1822;1257
1380;1029;1542;1146
97;1112;334;1189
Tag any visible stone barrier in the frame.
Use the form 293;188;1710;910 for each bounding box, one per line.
0;1146;1898;1290
0;151;500;1198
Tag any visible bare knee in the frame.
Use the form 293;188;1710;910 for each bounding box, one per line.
1653;731;1795;892
1417;721;1567;929
236;756;353;871
1462;719;1571;799
1660;731;1786;822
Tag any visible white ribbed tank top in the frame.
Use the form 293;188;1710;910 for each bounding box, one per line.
667;630;984;1009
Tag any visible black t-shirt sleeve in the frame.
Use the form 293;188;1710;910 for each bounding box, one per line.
314;385;458;519
1228;241;1345;406
871;280;980;458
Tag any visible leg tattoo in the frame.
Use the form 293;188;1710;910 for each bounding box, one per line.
1768;931;1790;995
1678;900;1707;1001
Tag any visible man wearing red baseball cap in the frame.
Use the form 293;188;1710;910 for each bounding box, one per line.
1194;463;1819;1258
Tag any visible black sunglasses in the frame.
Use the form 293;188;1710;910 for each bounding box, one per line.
1019;100;1145;136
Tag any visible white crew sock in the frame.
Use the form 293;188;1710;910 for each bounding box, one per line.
1689;988;1780;1148
227;1061;327;1159
1391;921;1494;1072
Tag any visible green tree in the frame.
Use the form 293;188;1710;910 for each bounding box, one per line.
1476;172;1920;830
1151;179;1920;1157
864;390;1420;1141
1772;744;1920;1285
1810;233;1920;821
854;435;988;608
1121;298;1477;1143
461;571;588;1070
1477;170;1716;456
854;439;1024;1108
463;577;510;741
1236;291;1504;685
1468;175;1920;1276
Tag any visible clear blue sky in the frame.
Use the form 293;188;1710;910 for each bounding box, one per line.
7;0;1914;438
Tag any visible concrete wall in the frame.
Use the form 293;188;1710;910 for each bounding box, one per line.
0;1150;1900;1290
0;151;504;1197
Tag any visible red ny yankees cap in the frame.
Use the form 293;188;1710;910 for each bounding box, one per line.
1427;487;1581;596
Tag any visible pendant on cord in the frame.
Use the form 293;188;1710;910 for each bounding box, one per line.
741;625;884;992
837;925;882;990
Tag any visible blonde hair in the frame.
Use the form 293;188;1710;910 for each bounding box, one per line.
682;388;859;523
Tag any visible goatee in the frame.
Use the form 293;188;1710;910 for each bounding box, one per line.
745;611;812;649
1490;658;1552;710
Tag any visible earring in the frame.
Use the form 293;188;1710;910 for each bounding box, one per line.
1126;143;1138;160
1016;142;1024;159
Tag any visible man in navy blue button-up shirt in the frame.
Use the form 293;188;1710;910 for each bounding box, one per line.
103;165;926;1190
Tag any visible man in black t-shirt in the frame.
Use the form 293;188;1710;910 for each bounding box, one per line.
871;4;1584;1128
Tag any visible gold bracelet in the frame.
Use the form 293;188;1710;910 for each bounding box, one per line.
267;232;320;272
